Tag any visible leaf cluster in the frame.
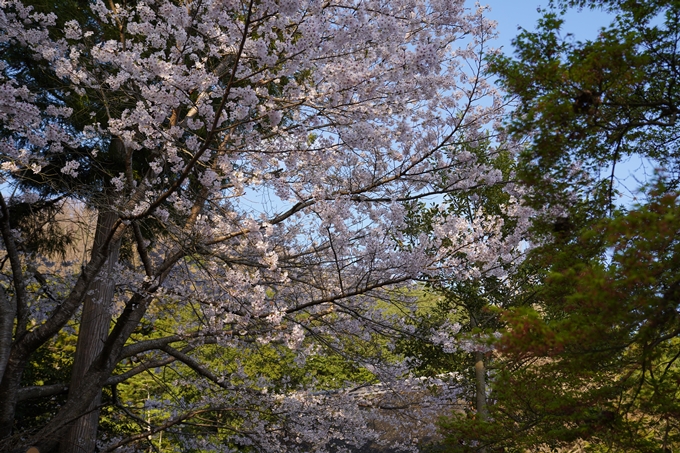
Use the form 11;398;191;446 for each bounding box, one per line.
438;1;680;451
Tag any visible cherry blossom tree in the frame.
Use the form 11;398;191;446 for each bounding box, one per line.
0;0;526;451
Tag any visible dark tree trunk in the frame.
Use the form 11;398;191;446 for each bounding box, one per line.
59;210;121;453
0;287;15;392
0;347;28;439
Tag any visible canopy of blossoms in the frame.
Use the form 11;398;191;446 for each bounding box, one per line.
0;0;530;451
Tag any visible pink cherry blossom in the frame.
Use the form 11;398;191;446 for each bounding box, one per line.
0;0;532;451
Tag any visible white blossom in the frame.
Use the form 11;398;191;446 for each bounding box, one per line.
0;0;532;450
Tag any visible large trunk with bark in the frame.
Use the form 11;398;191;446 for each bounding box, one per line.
0;287;15;393
0;348;29;440
59;210;121;453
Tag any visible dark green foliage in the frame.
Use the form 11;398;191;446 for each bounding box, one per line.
15;332;75;433
442;187;680;452
438;1;680;451
490;0;680;213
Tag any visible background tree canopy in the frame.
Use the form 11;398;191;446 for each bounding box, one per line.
438;0;680;451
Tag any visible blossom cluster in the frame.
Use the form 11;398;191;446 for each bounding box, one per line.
0;0;532;450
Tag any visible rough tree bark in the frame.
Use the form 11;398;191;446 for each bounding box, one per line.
0;287;15;388
59;209;121;453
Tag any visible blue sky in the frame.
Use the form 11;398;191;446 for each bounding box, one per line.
479;1;614;53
